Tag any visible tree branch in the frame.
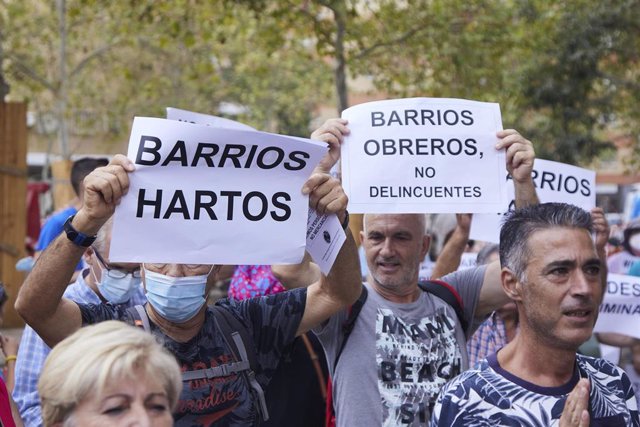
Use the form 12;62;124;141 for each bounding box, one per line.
5;53;55;92
68;39;123;79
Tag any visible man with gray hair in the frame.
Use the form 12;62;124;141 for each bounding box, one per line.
430;203;638;427
13;218;146;426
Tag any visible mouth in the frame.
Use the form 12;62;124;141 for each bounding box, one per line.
562;309;592;320
376;260;400;271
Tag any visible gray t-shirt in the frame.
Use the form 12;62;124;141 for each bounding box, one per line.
315;266;485;427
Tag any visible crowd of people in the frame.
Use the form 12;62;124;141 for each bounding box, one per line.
3;115;639;427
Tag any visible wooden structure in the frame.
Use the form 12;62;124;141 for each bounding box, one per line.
0;102;27;327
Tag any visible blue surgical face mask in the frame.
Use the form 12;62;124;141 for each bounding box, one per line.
91;265;141;305
143;267;210;323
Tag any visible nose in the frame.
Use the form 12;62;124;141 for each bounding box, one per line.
127;403;153;427
379;238;395;257
571;270;596;298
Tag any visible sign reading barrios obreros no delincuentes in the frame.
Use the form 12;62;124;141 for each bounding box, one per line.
340;97;507;214
109;117;326;265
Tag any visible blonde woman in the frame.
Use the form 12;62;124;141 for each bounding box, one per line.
38;321;181;427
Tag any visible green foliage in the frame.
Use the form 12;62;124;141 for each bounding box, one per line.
2;0;639;165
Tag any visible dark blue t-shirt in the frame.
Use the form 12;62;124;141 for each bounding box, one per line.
78;287;307;426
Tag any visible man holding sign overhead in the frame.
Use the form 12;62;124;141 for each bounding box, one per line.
276;99;539;427
15;118;362;426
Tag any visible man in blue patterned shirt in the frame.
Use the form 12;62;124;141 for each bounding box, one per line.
13;218;146;426
431;203;639;427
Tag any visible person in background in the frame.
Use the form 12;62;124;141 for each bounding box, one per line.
0;283;22;427
607;217;640;275
38;321;181;427
466;243;519;367
32;157;109;277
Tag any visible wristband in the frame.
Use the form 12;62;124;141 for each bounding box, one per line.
4;355;16;363
63;214;97;247
341;210;350;231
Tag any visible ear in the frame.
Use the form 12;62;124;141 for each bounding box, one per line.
359;230;366;246
501;267;522;302
83;246;95;264
420;234;431;260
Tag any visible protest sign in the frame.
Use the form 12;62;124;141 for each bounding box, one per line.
165;108;345;273
110;117;327;264
340;97;506;213
594;273;640;339
470;159;596;243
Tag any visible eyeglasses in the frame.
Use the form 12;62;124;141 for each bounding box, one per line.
93;249;141;279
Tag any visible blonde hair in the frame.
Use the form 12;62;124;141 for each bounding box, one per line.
38;321;182;426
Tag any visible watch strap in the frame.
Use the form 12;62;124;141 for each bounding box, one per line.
63;214;97;247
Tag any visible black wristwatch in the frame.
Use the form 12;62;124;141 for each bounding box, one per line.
63;214;97;247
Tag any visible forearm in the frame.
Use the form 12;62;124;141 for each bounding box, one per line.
513;177;539;208
15;234;82;321
431;227;468;278
322;229;362;305
296;227;362;335
272;252;321;289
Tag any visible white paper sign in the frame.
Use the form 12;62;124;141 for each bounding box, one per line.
306;210;346;274
470;159;596;243
593;273;640;339
110;117;326;264
165;108;346;272
166;107;256;131
340;97;506;213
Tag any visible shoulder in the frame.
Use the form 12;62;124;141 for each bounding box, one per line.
578;354;627;378
440;360;491;395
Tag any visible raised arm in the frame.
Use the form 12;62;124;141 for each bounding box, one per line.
296;172;361;336
497;129;538;208
431;214;471;279
14;155;134;347
475;130;538;318
272;252;321;289
272;118;348;290
590;207;609;288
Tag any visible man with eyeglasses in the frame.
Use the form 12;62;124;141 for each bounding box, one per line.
13;217;146;426
15;153;361;426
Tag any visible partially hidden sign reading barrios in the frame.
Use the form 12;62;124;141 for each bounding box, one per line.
110;117;326;264
470;159;596;243
340;98;507;213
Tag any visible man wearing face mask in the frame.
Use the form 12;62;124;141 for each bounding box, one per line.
15;154;361;426
13;217;145;426
607;218;640;275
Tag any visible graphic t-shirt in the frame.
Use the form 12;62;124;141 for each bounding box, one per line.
430;353;640;427
316;266;485;427
78;287;306;427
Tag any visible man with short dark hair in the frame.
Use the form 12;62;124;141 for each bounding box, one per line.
430;203;638;427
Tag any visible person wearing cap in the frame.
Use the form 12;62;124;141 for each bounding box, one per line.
607;217;640;275
13;219;145;427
